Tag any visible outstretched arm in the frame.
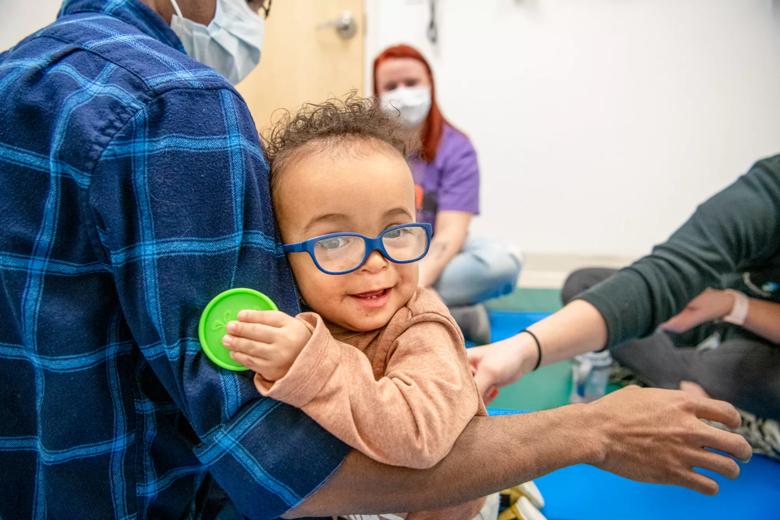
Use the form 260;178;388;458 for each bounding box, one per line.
287;385;751;517
469;299;607;401
470;156;780;401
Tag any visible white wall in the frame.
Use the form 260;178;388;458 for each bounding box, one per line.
365;0;780;257
0;0;62;50
6;1;780;257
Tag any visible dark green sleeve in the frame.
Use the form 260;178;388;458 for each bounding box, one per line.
578;154;780;348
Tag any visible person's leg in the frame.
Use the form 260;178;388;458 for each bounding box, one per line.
560;267;618;305
434;238;522;307
615;331;780;459
433;238;521;344
613;326;780;420
610;331;695;389
683;337;780;421
449;303;492;345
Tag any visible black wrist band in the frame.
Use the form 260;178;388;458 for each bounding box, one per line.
521;329;542;371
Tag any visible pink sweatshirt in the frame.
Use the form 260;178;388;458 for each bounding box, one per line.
254;288;487;520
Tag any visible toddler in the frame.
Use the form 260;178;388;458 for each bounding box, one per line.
222;97;492;520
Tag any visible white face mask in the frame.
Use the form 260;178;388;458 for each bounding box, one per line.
380;86;432;129
169;0;265;85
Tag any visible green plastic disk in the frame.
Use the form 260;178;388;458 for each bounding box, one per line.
198;288;278;371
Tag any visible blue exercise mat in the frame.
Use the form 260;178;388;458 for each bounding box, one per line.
488;407;780;518
490;310;552;341
535;455;780;519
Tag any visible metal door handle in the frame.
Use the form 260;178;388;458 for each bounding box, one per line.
317;10;357;40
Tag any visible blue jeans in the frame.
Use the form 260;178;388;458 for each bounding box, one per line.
433;237;522;307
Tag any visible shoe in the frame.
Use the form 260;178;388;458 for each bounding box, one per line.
450;303;491;345
498;481;547;520
497;496;547;520
503;481;543;509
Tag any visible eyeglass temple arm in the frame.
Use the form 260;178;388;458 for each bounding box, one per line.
281;242;306;253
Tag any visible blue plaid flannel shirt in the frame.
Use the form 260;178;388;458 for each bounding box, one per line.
0;0;349;518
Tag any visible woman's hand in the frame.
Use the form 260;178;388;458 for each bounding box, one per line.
222;310;311;382
660;288;734;334
468;300;609;403
468;334;538;403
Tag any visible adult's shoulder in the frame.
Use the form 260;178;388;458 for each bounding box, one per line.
734;153;780;247
35;9;234;101
15;11;248;179
433;124;477;172
440;123;476;152
747;153;780;184
711;153;780;218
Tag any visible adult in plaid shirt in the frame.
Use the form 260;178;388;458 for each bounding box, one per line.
0;0;752;518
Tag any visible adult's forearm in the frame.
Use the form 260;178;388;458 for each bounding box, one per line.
286;406;598;518
289;386;752;518
468;300;609;396
528;299;609;365
744;298;780;344
578;158;780;348
505;300;609;374
419;235;463;287
419;211;471;287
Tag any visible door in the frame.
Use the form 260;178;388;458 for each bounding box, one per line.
237;0;365;134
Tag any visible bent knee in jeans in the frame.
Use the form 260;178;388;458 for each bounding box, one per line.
434;238;522;307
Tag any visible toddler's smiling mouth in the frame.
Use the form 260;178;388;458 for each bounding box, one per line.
349;287;393;308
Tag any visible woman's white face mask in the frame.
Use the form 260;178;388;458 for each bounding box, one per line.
169;0;264;85
380;86;432;129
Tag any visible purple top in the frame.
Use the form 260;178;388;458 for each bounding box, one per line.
409;124;480;230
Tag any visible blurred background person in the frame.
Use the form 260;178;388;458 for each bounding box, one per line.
373;44;522;344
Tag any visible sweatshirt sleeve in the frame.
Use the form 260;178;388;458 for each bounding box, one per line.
254;312;481;469
578;155;780;348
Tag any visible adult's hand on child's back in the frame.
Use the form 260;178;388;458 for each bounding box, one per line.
585;385;752;495
223;310;311;381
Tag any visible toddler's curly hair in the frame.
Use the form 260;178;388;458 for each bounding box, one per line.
263;93;418;193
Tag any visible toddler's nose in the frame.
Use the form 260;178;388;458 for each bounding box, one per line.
361;250;389;273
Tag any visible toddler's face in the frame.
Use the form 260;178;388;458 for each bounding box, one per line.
274;142;419;332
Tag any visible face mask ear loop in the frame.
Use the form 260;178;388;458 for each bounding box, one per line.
169;0;184;18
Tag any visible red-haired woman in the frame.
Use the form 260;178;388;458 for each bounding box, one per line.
373;44;522;344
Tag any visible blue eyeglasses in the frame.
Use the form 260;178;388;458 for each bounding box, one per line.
282;223;433;275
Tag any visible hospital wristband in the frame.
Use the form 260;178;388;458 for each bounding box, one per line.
722;289;749;326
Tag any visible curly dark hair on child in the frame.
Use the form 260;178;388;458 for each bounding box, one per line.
263;93;418;192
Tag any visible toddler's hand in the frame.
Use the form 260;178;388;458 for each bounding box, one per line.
222;310;311;382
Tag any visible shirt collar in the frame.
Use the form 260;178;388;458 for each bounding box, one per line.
58;0;185;53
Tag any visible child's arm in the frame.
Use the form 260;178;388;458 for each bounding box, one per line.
226;311;481;469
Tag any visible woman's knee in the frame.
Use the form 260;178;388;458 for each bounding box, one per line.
435;244;521;305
